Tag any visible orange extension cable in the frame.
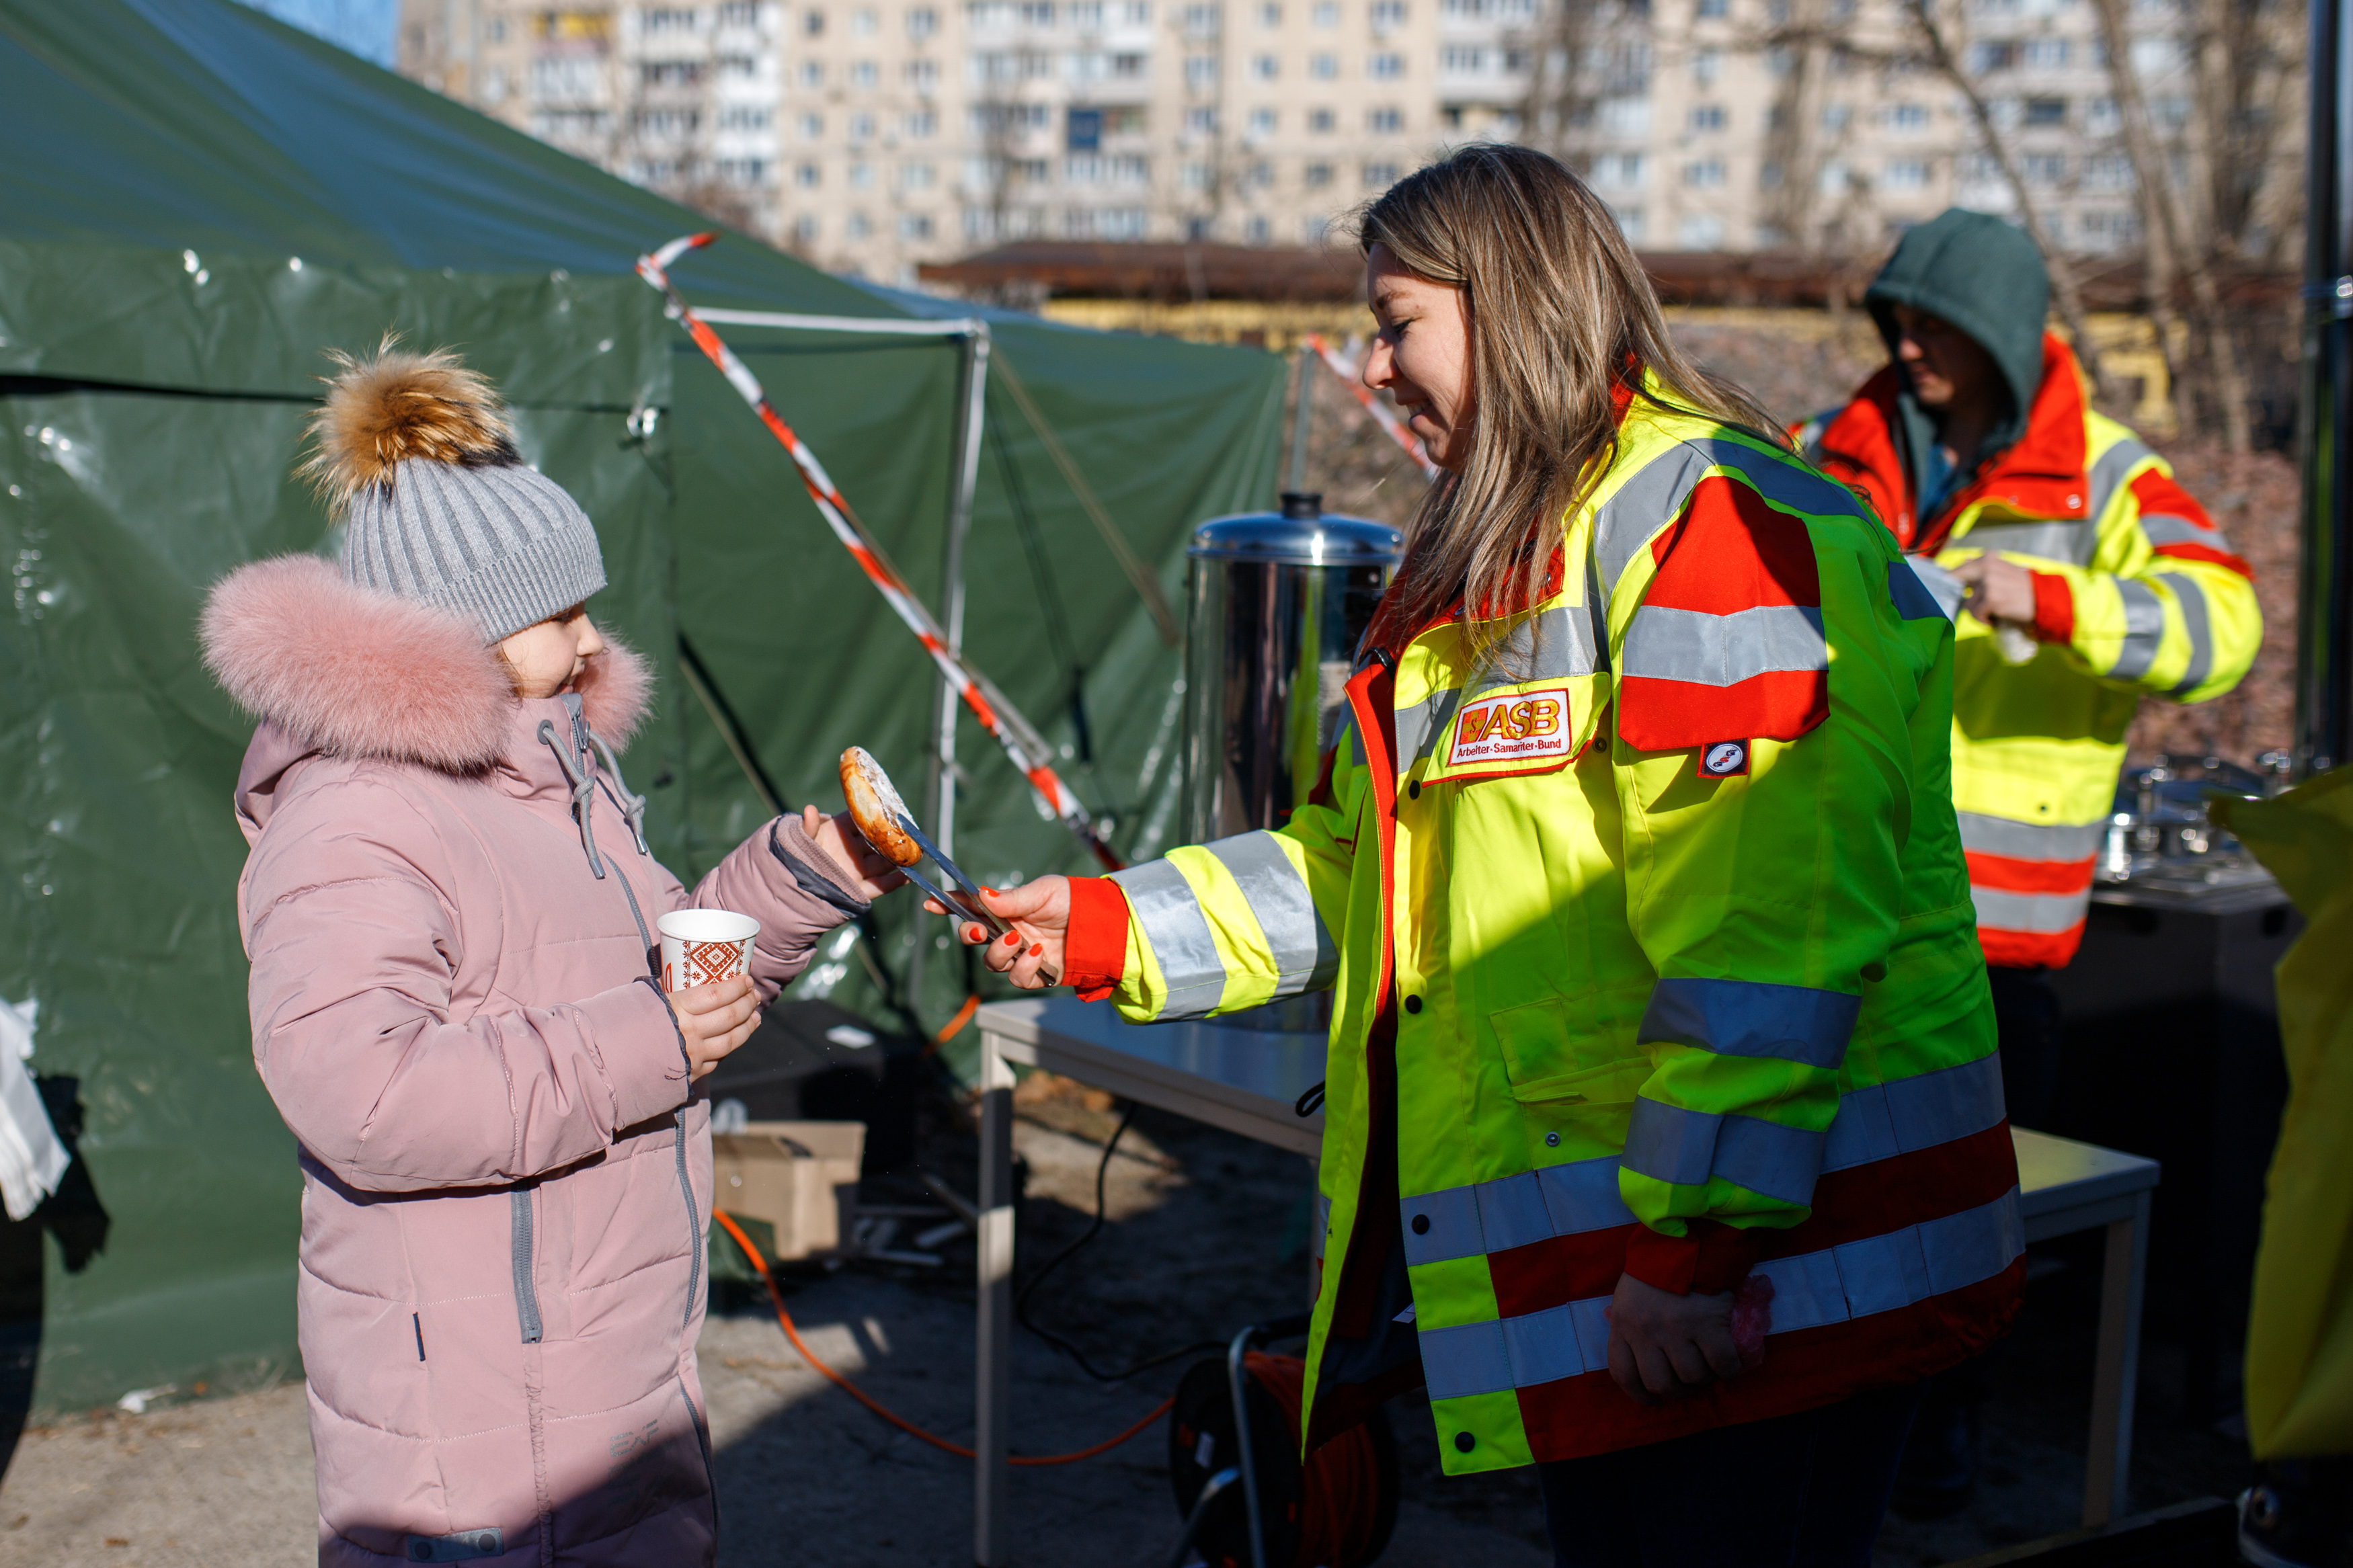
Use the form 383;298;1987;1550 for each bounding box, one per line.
712;1209;1172;1467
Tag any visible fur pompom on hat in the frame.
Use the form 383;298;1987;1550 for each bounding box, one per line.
298;339;606;644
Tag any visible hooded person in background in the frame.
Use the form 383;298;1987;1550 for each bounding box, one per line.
1796;208;2262;1512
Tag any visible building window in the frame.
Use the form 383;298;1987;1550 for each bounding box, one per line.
906;58;939;87
1371;0;1405;26
1367;51;1400;77
1695;0;1725;13
1187;105;1218;132
805;6;826;30
850;111;876;138
799;60;824;85
643;6;701;33
1817;158;1849;194
1121;0;1150;19
799;112;824;137
1309;52;1338;77
1883;101;1927;130
1183;160;1214;189
902;159;936;188
2083;153;2132;190
717;157;769;184
848;212;872;239
1882;159;1928;191
1247;214;1271;242
1182;1;1220;32
794;214;820;243
1363;161;1400;185
908;3;940;32
1186;54;1219;87
1677;212;1724;249
1589;151;1644;188
1312;0;1337;22
1113;50;1148;74
1367;106;1401;132
2023;153;2065;185
797;162;822;186
1611;205;1644;243
1688;104;1724;131
906;108;938;136
1821;102;1849;130
851;59;879;85
2023;36;2069;70
900;212;934;239
1308;107;1333;131
1254;52;1279;77
852;5;878;30
1970;39;2017;72
1260;1;1281;20
1068;105;1104;148
850;160;876;188
2023;95;2067;126
1305;161;1333;185
1248;106;1277;136
1682;159;1724;187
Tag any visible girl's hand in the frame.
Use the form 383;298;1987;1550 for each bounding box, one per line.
930;876;1071;989
668;974;760;1079
1603;1272;1747;1406
801;803;908;901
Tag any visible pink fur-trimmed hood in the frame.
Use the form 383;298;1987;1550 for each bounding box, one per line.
199;554;649;773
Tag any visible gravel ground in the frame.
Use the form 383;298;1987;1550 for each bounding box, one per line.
0;1087;2247;1567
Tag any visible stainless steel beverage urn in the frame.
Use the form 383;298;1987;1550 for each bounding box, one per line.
1182;492;1402;847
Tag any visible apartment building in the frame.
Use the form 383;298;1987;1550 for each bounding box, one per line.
399;0;2238;282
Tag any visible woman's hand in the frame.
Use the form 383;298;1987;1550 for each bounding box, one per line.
800;802;908;901
1603;1272;1746;1406
667;974;760;1079
931;876;1072;989
1950;551;2039;628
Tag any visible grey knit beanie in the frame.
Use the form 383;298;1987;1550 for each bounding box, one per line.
302;343;605;643
342;459;606;644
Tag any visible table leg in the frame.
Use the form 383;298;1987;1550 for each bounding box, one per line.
2082;1191;2151;1528
975;1028;1016;1566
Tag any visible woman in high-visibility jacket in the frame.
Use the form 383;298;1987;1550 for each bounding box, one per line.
950;146;2022;1565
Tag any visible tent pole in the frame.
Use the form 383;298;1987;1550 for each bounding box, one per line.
920;324;992;1011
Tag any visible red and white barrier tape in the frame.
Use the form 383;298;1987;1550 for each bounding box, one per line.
1304;333;1443;480
637;233;1123;871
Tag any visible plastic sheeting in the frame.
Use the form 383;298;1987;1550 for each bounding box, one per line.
2214;774;2353;1458
0;0;1287;1413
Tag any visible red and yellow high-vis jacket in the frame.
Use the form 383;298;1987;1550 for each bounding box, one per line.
1797;335;2260;967
1058;376;2021;1472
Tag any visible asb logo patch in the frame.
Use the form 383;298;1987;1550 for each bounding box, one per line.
1449;686;1574;768
1699;740;1750;778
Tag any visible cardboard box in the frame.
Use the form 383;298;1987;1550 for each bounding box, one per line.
710;1120;865;1262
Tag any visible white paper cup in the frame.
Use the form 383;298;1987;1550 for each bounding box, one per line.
657;909;760;993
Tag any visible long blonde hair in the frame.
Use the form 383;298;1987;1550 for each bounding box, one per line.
1355;145;1784;655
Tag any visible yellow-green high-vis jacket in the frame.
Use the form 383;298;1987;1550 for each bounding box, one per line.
1060;375;2024;1470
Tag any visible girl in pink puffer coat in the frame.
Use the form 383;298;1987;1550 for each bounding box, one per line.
200;347;902;1567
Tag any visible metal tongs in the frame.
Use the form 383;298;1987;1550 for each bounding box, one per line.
881;811;1012;940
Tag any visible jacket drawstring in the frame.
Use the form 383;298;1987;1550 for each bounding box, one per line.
539;696;655;956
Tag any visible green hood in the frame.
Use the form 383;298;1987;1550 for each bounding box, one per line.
1862;208;2050;510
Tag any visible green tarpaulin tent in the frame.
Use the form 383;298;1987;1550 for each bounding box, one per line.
0;0;1285;1415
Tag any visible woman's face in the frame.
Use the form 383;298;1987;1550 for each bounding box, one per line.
498;604;603;699
1361;243;1475;470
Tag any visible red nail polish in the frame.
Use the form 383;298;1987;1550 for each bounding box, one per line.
981;886;997;896
1029;943;1044;958
1003;931;1021;946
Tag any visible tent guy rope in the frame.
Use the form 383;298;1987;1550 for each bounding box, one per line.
636;231;1123;871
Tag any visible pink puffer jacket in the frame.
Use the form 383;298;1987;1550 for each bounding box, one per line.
202;556;867;1567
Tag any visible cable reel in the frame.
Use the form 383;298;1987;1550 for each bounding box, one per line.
1166;1319;1399;1568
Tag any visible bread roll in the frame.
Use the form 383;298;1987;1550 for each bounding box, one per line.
840;747;921;867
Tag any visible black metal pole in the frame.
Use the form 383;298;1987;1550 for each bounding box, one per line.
2297;0;2353;774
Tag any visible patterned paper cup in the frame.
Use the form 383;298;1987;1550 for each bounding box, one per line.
657;909;760;993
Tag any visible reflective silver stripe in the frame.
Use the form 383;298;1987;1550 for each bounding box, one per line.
2088;436;2155;521
1958;519;2097;567
1393;687;1462;770
1763;1187;2024;1331
2139;512;2218;547
1419;1318;1514;1399
1402;1158;1632;1267
2109;577;2165;680
1107;858;1227;1016
1201;831;1337;997
1892;558;1963;622
1972;884;2091;934
2159;572;2214;695
1639;977;1860;1070
1593;436;1870;597
1621;603;1828;686
1955;812;2104;863
1796;416;1829;467
1622;1098;1826;1205
1467;604;1601;696
1822;1050;2005;1172
1417;1186;2025;1396
1406;1053;2006;1264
